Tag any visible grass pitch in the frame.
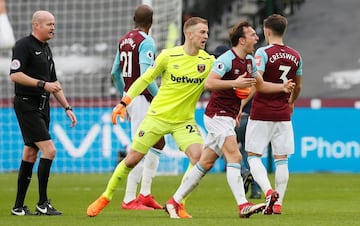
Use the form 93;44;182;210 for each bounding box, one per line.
1;172;359;226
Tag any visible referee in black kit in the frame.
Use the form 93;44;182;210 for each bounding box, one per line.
9;10;76;216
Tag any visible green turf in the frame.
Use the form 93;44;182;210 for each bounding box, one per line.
1;172;359;226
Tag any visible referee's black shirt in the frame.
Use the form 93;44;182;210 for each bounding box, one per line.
10;34;57;97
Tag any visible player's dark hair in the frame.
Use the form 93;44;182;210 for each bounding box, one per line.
229;21;250;47
264;14;287;36
134;4;153;27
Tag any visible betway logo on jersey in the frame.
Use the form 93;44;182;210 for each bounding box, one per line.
171;74;204;84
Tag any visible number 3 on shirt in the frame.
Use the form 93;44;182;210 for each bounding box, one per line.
279;65;290;83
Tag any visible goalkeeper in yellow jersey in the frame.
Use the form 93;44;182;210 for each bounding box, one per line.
87;16;214;218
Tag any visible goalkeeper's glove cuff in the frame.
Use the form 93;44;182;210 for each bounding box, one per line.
120;95;132;107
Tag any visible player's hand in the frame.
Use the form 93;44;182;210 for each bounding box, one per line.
111;95;132;124
282;79;295;93
65;109;77;128
233;72;256;89
44;81;62;93
111;103;127;124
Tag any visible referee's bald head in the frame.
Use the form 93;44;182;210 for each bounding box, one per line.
32;10;54;25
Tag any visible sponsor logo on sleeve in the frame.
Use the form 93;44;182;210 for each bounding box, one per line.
216;62;225;71
255;55;261;67
10;59;21;70
147;50;154;60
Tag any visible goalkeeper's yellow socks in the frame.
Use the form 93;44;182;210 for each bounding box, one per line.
103;160;132;200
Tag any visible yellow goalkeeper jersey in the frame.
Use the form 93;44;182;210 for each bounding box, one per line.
127;45;214;123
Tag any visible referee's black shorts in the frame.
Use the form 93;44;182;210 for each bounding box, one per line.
14;96;51;148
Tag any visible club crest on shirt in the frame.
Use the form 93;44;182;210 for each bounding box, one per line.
247;63;252;74
138;130;145;137
197;64;205;73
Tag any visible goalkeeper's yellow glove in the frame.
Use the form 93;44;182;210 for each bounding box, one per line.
112;95;132;124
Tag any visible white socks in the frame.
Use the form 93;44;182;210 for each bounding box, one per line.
248;156;272;195
139;148;161;196
274;159;289;204
123;148;161;203
173;163;205;203
226;163;248;205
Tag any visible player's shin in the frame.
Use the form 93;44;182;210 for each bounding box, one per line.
173;162;206;203
103;160;132;200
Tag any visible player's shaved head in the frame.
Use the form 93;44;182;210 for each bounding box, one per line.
134;4;153;27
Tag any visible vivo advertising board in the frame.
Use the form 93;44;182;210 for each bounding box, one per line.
0;107;359;173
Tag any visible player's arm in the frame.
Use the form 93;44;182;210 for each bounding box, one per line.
254;52;294;93
205;71;255;91
289;58;303;113
111;49;125;96
0;11;16;49
10;70;62;94
52;81;77;128
10;71;41;87
236;86;256;127
289;75;301;104
239;86;255;112
139;38;158;97
205;55;255;91
127;50;166;99
254;70;294;93
10;43;45;88
112;50;167;124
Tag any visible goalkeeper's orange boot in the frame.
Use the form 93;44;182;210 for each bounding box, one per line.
178;203;192;218
137;194;163;209
87;195;109;217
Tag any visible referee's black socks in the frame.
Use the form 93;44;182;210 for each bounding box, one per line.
14;160;34;208
37;158;52;205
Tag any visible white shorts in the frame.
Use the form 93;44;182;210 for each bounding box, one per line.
204;115;236;157
245;119;294;156
126;94;150;137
